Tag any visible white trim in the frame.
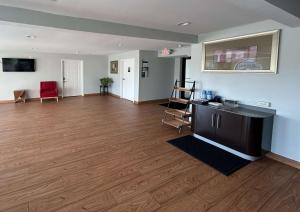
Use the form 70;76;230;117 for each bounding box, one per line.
193;133;261;161
203;30;279;44
61;60;64;98
61;59;84;97
120;59;124;99
80;61;84;96
201;30;280;74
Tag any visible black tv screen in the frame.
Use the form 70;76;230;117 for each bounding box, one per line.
2;58;35;72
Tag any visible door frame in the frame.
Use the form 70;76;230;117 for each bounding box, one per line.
61;59;84;98
120;58;135;102
180;57;191;98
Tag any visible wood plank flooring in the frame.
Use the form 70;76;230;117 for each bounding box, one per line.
0;96;299;212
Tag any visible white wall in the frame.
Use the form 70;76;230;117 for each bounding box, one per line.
189;20;300;162
108;50;140;101
139;50;174;102
0;51;108;100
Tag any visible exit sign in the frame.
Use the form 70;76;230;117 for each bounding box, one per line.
161;48;174;56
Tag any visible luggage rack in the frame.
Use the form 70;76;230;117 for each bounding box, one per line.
162;80;195;133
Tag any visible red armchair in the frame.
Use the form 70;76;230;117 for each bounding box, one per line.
40;81;59;103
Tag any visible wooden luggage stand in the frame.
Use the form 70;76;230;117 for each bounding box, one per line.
162;80;195;133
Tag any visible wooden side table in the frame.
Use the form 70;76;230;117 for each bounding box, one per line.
14;90;26;103
100;85;109;96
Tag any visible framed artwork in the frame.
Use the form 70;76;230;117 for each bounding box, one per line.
202;30;280;73
141;60;149;78
110;61;118;74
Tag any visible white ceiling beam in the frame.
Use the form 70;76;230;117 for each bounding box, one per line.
0;5;198;43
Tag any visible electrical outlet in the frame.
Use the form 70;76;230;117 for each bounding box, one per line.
256;101;271;108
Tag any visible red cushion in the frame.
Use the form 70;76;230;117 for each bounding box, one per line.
40;81;58;98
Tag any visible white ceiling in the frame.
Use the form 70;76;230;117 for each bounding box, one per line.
0;0;298;56
0;21;187;55
0;0;293;34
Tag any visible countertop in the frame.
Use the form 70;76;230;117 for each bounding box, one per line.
192;101;275;118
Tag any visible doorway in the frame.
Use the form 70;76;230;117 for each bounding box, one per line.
121;58;135;101
180;57;192;99
61;59;84;98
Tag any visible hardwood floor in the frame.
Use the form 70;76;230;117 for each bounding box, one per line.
0;96;299;212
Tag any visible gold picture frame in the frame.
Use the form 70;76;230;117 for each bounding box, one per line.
202;30;280;73
110;60;118;74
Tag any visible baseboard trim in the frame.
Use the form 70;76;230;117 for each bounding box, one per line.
135;98;169;104
85;93;121;98
0;98;40;104
0;94;121;104
0;100;15;104
0;96;63;104
266;152;300;170
108;93;120;98
84;93;99;97
0;96;167;104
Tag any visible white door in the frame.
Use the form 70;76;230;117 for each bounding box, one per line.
62;59;83;97
121;58;135;101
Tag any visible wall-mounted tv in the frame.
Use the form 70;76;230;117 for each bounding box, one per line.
2;58;36;72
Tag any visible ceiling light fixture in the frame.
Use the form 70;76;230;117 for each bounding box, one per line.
177;22;191;26
117;43;123;47
178;44;182;48
26;35;37;39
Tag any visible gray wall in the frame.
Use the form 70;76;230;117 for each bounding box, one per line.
139;51;174;102
0;51;108;100
108;50;174;102
190;20;300;162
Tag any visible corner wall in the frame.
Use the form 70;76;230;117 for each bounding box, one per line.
0;51;108;100
108;50;174;102
108;50;140;101
190;20;300;162
139;50;174;102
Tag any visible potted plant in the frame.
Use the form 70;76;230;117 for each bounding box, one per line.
100;77;113;86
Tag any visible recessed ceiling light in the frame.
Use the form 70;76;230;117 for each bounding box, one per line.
177;22;191;26
178;44;182;48
117;43;123;47
26;35;36;39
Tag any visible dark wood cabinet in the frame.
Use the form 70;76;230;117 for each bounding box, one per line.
215;111;244;151
194;105;216;140
192;104;274;157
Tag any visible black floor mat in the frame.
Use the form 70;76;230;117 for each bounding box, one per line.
167;135;250;176
160;102;187;110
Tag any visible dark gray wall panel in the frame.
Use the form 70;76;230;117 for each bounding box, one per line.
265;0;300;18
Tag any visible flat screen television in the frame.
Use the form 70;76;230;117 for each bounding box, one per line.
2;58;35;72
